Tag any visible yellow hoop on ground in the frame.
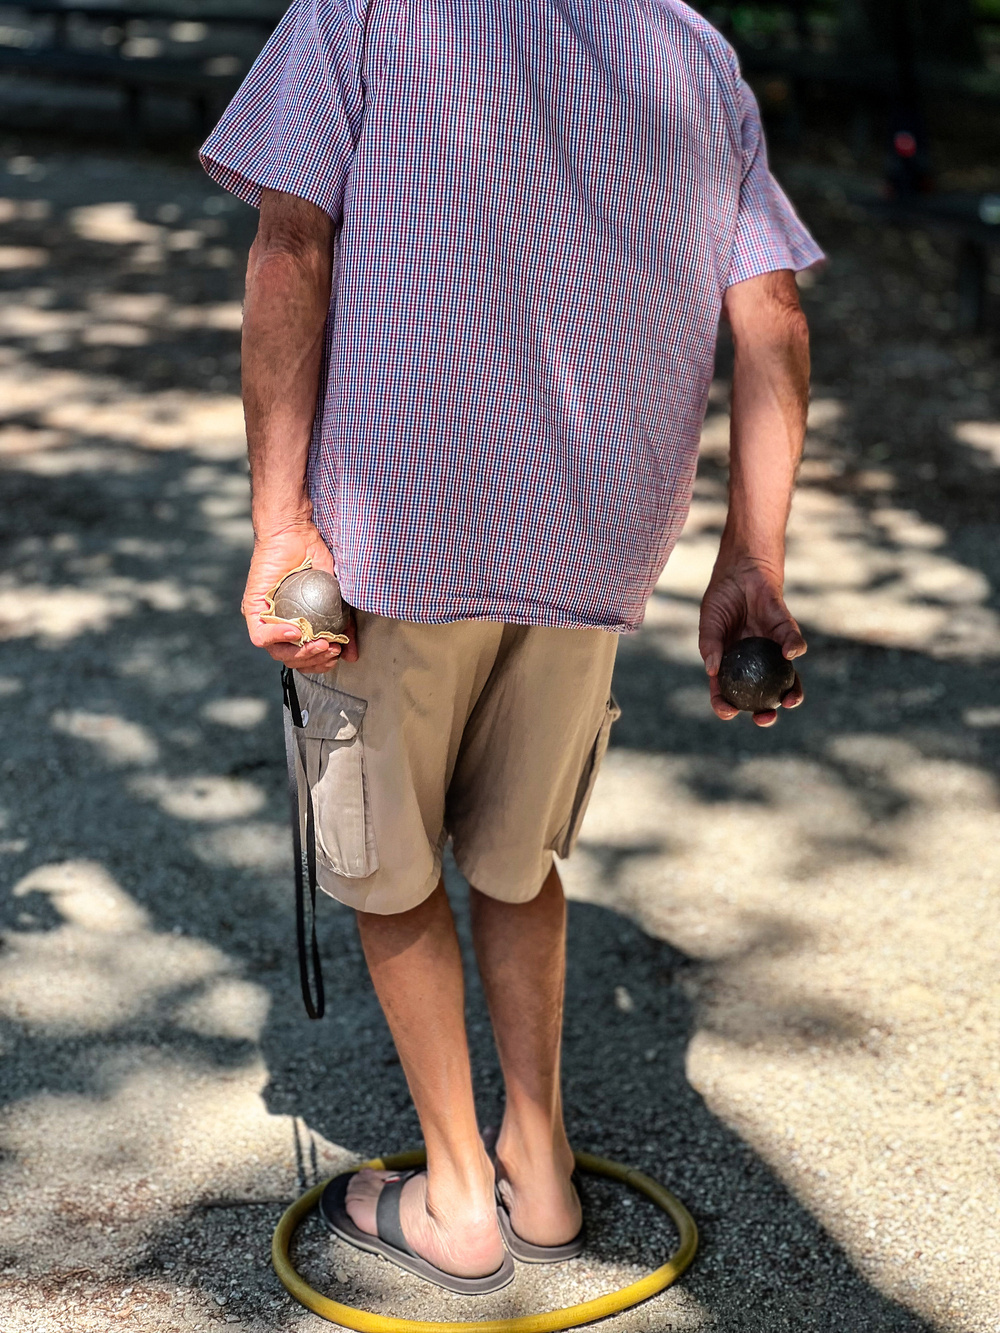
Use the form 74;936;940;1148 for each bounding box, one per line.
271;1149;698;1333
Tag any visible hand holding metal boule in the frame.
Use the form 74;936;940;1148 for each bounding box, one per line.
716;636;797;713
262;562;350;647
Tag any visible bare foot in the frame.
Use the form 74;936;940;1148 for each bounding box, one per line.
345;1166;505;1279
491;1127;582;1247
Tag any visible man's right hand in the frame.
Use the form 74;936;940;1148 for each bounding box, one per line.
242;520;359;673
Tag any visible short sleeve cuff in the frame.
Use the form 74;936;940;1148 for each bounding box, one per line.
198;0;363;222
200;140;343;219
726;173;825;288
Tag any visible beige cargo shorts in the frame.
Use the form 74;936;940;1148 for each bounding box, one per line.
290;611;620;914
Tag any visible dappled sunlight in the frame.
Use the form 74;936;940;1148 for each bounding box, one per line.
165;302;244;331
43;388;244;455
964;704;1000;728
0;858;354;1278
0;349;246;475
51;711;160;766
62;200;236;272
0;191;248;527
0;423;68;453
115;636;227;696
561;390;1000;1326
0;576;219;641
953;420;1000;467
0;294;240;345
16;860;149;934
70;201;164;245
0;149;350;1296
0;1054;351;1269
651;400;1000;666
0;440;145;476
129;774;268;823
566;725;1000;1322
5;860;228;1030
0;582;131;639
787;492;1000;656
0;245;47;269
189;822;292;872
200;696;268;729
554;363;1000;1325
173;977;270;1042
2;146;998;1331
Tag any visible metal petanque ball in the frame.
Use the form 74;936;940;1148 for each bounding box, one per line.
717;636;796;713
271;567;349;643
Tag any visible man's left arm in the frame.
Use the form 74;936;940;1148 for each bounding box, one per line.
699;268;810;727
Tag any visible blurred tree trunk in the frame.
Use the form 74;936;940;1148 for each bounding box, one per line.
839;0;981;67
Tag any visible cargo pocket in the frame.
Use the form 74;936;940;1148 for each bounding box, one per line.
549;694;622;860
292;672;379;879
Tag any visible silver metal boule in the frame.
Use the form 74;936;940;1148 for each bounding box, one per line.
269;567;349;644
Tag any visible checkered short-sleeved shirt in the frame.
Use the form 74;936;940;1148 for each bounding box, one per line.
201;0;824;632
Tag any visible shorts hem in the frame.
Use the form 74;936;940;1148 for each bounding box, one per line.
317;855;443;915
452;848;555;905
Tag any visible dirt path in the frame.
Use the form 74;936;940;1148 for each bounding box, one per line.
0;142;997;1332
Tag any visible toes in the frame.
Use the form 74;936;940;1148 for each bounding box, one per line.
345;1169;395;1235
347;1168;393;1198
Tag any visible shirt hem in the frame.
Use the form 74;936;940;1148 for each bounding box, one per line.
344;588;638;635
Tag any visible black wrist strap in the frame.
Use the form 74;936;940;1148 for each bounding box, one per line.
282;666;325;1020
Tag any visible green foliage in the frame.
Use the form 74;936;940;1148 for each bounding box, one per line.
700;4;838;48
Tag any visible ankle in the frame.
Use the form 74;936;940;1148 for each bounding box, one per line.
426;1142;497;1215
495;1118;573;1181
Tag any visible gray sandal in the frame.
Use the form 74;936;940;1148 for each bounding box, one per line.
319;1169;516;1295
494;1167;587;1264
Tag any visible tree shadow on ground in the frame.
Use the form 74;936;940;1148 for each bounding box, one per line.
0;425;942;1327
3;143;997;1329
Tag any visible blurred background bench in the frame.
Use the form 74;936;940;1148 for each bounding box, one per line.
0;0;280;138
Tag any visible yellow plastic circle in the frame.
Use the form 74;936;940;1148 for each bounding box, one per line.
271;1149;698;1333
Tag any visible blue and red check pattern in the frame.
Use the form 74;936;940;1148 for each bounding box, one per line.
201;0;824;632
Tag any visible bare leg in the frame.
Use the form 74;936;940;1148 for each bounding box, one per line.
469;865;582;1245
346;881;504;1278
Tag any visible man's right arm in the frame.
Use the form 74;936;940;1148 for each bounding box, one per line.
240;188;357;670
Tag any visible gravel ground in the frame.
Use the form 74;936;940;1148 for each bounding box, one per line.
0;139;998;1333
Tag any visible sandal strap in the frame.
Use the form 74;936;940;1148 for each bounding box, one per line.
375;1172;416;1257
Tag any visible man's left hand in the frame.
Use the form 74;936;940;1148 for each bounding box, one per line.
699;556;806;728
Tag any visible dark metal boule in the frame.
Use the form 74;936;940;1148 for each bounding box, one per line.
717;636;796;713
270;567;349;642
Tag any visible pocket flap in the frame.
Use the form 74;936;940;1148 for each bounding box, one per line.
292;672;367;741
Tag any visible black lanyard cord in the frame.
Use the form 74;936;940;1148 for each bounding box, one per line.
282;666;325;1020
